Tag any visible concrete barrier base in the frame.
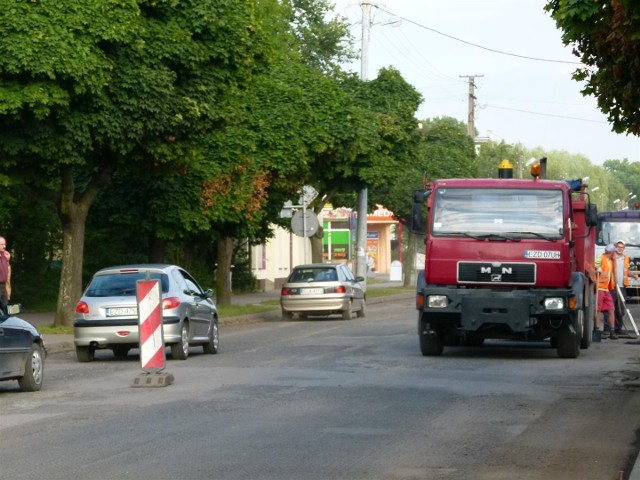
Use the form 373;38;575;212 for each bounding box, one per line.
132;372;174;388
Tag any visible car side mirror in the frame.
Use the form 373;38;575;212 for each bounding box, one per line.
354;276;365;282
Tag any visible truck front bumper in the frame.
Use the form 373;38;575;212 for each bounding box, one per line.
418;287;573;333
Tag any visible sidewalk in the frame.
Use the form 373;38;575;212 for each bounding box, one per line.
23;276;409;355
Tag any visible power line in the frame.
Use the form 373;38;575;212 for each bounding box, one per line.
486;104;608;123
373;5;582;65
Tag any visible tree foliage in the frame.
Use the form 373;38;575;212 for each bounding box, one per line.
0;0;257;324
545;0;640;134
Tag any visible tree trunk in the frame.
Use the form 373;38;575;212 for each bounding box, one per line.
216;236;233;305
310;225;324;263
403;227;418;288
54;164;114;327
148;235;166;263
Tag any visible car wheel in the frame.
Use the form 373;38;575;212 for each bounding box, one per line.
171;322;190;360
18;343;45;392
76;345;95;362
282;310;293;320
342;301;352;320
112;346;130;359
203;318;219;355
356;298;366;318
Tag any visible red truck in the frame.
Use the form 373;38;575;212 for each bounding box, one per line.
412;158;598;358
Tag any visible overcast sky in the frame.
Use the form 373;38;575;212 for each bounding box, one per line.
329;0;640;165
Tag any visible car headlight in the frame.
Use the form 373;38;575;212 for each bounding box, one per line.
427;295;448;308
544;297;565;310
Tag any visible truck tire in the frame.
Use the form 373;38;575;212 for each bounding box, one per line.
419;317;444;356
581;286;595;349
557;315;581;359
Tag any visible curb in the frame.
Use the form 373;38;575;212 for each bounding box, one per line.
44;292;415;355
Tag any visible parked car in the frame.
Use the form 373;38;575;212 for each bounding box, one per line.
280;263;366;320
74;264;219;362
0;304;46;391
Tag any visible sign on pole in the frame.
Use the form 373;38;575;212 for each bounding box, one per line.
132;278;174;387
137;279;165;372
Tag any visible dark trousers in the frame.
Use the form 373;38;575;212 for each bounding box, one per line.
607;290;625;332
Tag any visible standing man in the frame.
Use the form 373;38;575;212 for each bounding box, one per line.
611;239;639;336
595;244;617;342
0;236;11;304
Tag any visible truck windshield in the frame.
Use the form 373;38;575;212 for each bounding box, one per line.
597;219;640;246
432;187;564;239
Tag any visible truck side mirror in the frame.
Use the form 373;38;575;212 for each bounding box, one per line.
585;204;598;227
410;189;431;234
411;203;426;234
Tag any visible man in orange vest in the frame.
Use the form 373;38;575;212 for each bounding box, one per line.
610;239;639;337
595;244;617;342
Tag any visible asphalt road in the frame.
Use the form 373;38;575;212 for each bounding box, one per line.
3;298;640;480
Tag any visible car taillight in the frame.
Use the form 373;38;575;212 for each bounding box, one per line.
335;286;346;294
75;301;89;314
281;287;291;296
162;297;181;310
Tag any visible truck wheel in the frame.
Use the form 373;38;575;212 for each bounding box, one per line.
557;318;580;359
580;306;592;349
419;320;444;356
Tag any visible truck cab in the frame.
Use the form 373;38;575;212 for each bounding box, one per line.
413;160;597;358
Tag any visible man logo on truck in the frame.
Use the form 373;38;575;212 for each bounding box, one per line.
481;266;513;274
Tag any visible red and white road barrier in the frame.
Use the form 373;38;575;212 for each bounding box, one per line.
137;279;165;372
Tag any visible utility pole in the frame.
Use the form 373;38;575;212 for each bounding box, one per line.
460;74;483;137
355;2;371;286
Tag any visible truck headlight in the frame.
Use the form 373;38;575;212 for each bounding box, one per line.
544;297;565;310
427;295;448;308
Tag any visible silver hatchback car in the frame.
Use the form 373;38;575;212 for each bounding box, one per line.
74;264;219;362
280;263;366;320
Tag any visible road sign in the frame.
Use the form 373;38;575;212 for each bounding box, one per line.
291;210;319;237
298;185;318;206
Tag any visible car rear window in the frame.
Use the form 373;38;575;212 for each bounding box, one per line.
290;268;338;282
85;272;170;297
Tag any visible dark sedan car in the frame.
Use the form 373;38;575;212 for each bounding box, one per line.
0;304;46;392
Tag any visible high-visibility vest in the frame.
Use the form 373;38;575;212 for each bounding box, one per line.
617;255;633;287
598;255;615;291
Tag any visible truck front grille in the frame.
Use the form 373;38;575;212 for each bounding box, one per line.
457;262;535;285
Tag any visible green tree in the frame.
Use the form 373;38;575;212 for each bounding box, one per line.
370;116;476;285
545;1;640;134
0;1;257;325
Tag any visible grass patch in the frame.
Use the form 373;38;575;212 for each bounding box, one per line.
35;286;413;332
217;303;279;318
366;286;414;298
39;325;73;335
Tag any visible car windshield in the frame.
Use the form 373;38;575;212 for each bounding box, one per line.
85;272;170;297
431;187;564;239
290;268;338;283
